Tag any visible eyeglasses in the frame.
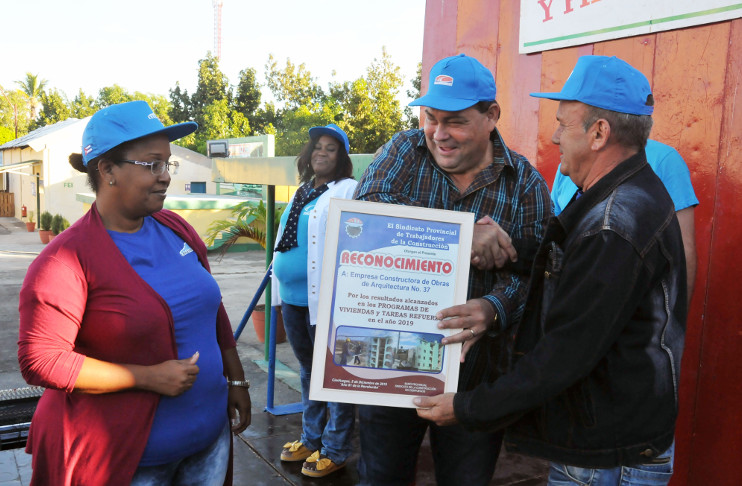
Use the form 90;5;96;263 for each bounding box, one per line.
120;159;179;176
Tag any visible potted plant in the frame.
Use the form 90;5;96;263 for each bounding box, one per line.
250;303;287;344
205;200;287;343
39;211;53;244
49;214;69;241
25;211;35;232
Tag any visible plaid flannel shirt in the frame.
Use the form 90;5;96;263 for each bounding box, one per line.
354;128;552;387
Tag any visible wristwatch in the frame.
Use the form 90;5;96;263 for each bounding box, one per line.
228;379;250;389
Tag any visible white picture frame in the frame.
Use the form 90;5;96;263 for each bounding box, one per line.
309;199;473;408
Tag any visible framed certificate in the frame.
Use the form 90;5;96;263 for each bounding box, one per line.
309;199;473;408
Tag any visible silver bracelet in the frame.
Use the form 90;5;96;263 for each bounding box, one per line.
228;379;250;389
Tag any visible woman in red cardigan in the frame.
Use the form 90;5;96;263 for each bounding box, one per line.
18;101;251;485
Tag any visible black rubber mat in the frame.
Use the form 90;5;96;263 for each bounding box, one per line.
0;386;43;450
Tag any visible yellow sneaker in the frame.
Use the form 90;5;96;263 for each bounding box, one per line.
280;440;314;462
301;451;346;478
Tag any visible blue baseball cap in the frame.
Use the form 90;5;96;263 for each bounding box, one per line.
530;55;654;115
309;123;350;154
82;100;197;166
409;54;496;112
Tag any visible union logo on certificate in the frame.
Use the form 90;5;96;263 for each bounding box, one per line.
309;199;473;408
344;217;364;237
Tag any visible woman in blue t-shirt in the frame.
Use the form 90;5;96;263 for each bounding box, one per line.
19;101;251;486
272;124;357;478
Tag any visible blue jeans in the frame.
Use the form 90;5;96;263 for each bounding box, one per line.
130;420;230;486
281;303;355;464
547;441;674;486
358;405;503;486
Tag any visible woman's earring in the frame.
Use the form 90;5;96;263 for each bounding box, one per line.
109;180;115;186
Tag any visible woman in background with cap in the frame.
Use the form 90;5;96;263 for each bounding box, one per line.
18;101;251;486
271;124;357;478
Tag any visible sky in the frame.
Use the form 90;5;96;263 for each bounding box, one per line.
1;0;426;105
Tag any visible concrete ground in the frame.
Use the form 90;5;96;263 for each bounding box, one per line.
0;217;547;485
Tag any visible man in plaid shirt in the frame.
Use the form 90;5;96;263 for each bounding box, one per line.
354;54;551;485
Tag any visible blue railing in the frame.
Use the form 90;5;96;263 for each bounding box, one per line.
233;263;302;416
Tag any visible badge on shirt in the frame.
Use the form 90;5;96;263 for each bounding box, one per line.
180;242;194;257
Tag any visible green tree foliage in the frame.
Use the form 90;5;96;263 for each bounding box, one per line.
93;86;172;123
191;52;230;125
409;62;422;97
69;89;96;119
332;48;404;153
0;87;31;138
251;102;278;136
170;59;258;148
15;72;48;120
33;89;71;130
97;84;131;107
3;49;411;154
360;48;404;151
194;98;251;153
264;48;405;155
169;83;193;123
265;55;325;108
264;56;334;155
404;62;422;129
233;68;261;122
275;104;340;156
330;78;370;149
0;126;14;145
34;85;170;132
171;52;237;152
132;92;173;125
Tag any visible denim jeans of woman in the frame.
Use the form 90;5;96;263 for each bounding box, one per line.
130;420;230;486
281;303;355;464
547;441;675;486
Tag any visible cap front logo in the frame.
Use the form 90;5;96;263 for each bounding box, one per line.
147;113;158;120
434;75;454;86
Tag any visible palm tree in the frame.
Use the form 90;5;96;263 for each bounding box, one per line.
16;73;48;120
204;200;285;259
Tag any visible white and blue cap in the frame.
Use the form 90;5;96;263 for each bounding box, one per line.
409;54;497;111
82;100;197;166
530;55;654;115
308;123;350;154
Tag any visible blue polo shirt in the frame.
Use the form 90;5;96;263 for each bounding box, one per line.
551;140;699;215
108;216;228;465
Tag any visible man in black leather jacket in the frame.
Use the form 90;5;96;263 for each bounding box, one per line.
416;56;687;485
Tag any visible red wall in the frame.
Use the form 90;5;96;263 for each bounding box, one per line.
421;2;742;484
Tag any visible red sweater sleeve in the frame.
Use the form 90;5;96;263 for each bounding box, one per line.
18;254;87;392
215;303;236;349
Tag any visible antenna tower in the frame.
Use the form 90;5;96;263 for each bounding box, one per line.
212;0;224;60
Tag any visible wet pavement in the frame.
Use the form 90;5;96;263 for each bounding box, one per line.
0;217;547;485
